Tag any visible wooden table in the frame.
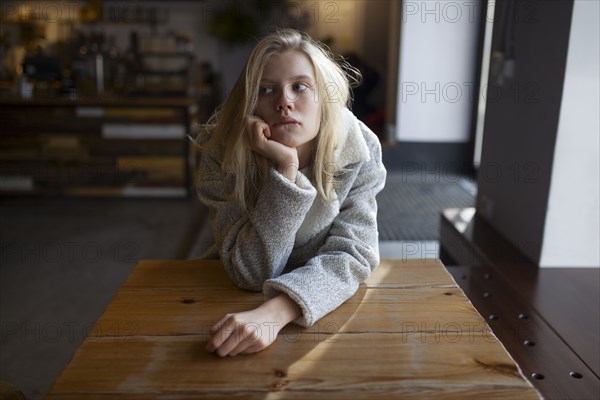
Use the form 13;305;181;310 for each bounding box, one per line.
47;259;541;399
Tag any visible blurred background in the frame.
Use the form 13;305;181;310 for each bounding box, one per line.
0;0;598;399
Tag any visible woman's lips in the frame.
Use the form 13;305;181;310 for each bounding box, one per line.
272;118;299;128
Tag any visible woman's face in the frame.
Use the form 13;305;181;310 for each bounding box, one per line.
253;50;321;156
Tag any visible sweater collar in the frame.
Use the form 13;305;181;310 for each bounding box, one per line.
334;108;371;168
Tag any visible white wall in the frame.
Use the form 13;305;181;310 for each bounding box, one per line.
540;0;600;267
396;0;481;142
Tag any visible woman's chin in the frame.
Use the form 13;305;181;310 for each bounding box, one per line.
270;133;296;147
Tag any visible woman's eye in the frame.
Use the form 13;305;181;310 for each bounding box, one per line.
292;82;308;92
258;86;273;95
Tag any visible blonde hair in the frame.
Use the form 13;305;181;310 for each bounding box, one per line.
199;28;360;213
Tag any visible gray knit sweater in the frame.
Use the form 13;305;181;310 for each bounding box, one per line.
197;108;387;327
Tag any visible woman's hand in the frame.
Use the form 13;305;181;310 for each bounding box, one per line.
246;115;299;182
206;293;302;357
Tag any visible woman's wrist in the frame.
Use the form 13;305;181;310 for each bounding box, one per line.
261;293;302;328
277;159;299;183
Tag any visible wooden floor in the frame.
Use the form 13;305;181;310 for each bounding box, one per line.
440;208;600;400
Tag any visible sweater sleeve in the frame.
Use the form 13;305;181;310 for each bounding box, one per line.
263;128;387;327
197;149;317;291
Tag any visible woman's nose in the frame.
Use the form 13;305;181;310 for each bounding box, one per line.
276;86;296;111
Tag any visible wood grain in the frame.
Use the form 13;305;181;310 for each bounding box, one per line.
366;259;458;288
92;286;486;337
49;333;538;398
122;260;236;289
46;390;541;400
48;259;541;399
123;258;458;290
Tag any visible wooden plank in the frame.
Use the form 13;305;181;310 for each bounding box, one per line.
117;156;185;171
122;260;236;289
366;259;458;288
48;333;540;398
122;259;458;290
92;289;262;337
92;286;486;337
46;389;540;400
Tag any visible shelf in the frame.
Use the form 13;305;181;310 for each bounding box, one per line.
0;97;200;198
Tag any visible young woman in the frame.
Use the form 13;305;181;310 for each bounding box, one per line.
196;29;386;357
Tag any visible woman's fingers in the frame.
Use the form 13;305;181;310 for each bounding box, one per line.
206;316;236;352
207;313;269;357
245;115;299;172
261;121;271;138
207;302;289;357
228;335;257;357
247;116;269;142
213;321;259;357
251;119;270;146
209;313;231;335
